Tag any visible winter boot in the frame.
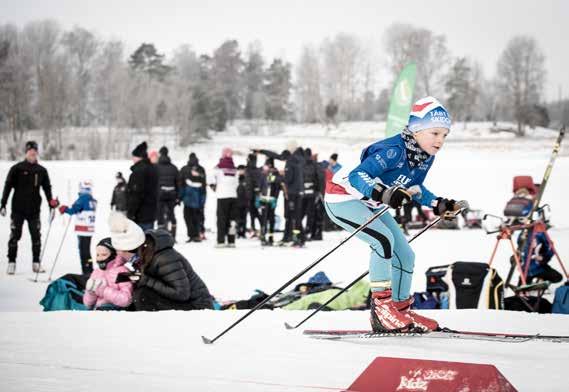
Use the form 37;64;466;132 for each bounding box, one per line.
32;262;45;273
170;224;177;242
370;290;414;333
7;262;16;275
396;297;439;332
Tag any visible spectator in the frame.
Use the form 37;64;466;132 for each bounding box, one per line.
283;144;305;247
127;141;159;231
245;153;262;235
111;172;128;213
180;153;207;240
258;162;285;246
236;165;248;238
179;163;206;243
329;153;342;174
156;146;179;239
211;147;238;248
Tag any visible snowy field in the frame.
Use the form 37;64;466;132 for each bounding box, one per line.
1;124;568;391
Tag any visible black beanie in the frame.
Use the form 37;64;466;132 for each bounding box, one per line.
330;153;338;161
132;142;148;158
97;237;116;253
159;146;168;156
25;140;39;152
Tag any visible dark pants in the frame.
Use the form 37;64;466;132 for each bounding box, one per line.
236;204;248;238
217;198;237;244
78;236;93;275
157;199;177;230
248;197;261;231
198;207;206;235
8;211;41;263
138;222;154;231
530;264;563;284
301;195;316;238
260;203;276;241
283;195;304;243
183;206;201;240
312;197;325;240
133;286;198;311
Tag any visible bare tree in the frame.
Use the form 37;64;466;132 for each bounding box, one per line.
61;26;99;126
445;57;479;124
384;23;450;97
295;45;322;123
497;35;546;136
0;24;34;159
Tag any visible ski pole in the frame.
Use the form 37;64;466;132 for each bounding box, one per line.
202;205;391;344
47;215;72;282
33;208;56;283
517;125;565;261
284;208;464;330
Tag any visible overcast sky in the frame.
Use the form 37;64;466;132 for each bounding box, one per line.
1;0;566;101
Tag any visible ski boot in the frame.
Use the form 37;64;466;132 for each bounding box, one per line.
396;297;439;332
7;262;16;275
370;290;414;333
32;262;45;273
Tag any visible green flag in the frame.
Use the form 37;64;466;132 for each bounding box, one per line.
385;63;417;137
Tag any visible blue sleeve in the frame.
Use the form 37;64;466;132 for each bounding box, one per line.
413;184;438;207
348;146;402;199
65;195;88;215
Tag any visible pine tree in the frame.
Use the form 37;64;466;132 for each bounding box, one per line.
264;59;291;121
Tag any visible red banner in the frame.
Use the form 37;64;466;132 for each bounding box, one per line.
347;356;517;392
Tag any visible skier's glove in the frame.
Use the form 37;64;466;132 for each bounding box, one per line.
58;205;68;214
0;207;6;217
372;185;411;209
48;198;59;209
433;198;469;220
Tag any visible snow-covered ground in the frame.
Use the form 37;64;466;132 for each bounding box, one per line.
0;124;568;391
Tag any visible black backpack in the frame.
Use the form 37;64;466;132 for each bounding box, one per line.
443;262;504;309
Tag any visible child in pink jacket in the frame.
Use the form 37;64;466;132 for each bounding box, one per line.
83;237;133;310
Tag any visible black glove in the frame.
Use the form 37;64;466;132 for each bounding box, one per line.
372;185;411;209
433;198;469;220
0;207;6;217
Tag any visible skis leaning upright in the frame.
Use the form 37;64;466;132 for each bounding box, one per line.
303;328;569;343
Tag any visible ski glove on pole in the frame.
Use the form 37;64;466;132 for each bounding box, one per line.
433;198;469;220
371;184;412;209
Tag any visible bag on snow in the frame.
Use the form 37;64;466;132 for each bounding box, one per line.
411;292;439;310
442;262;504;310
552;283;569;314
40;273;89;311
426;265;450;293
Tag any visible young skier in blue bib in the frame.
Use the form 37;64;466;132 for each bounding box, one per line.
324;97;468;333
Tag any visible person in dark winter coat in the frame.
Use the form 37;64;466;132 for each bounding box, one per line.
179;164;206;243
110;172;128;213
133;229;214;311
301;148;322;241
1;141;59;275
283;145;305;246
127;142;159;231
235;165;248;238
180;153;207;240
244;153;262;234
258;162;285;246
156;146;179;239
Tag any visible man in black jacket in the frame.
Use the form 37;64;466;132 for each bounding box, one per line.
1;141;59;274
301;148;321;241
127;141;159;231
156;146;179;239
283;145;305;247
244;153;262;235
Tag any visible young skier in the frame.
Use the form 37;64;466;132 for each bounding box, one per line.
324;97;468;333
58;180;97;275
